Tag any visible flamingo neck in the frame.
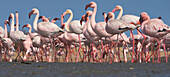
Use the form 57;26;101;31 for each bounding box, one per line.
28;27;32;34
33;13;39;32
83;17;89;32
65;12;73;32
103;13;107;22
116;8;123;19
110;13;115;20
4;23;8;38
10;16;15;32
16;13;19;31
91;5;97;29
61;15;64;25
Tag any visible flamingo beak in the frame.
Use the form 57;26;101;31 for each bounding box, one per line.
112;8;116;13
39;16;43;19
80;18;83;25
106;16;109;23
8;16;12;22
158;16;162;19
7;21;10;26
102;12;105;15
22;24;27;29
29;11;34;19
85;13;89;21
61;23;65;30
85;4;92;10
53;17;60;20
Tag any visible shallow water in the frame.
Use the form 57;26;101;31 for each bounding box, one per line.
0;62;170;77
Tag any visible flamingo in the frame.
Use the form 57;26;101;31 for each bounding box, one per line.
139;12;170;63
162;33;170;62
80;11;100;62
8;13;27;62
0;22;5;61
106;5;140;63
29;8;64;38
22;24;41;62
1;20;14;62
61;9;86;62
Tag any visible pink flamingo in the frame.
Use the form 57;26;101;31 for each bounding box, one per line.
22;24;40;62
162;33;170;62
61;9;86;62
8;13;27;62
139;12;170;63
106;5;140;63
1;20;14;62
29;8;64;38
13;12;34;62
80;10;100;62
0;21;6;61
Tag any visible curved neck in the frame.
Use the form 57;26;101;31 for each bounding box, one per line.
103;13;107;22
28;27;32;34
61;15;64;26
83;17;89;32
66;13;73;24
16;13;19;31
116;8;123;19
65;12;73;32
110;13;115;20
33;13;39;32
91;5;97;29
10;16;15;32
61;15;64;30
4;23;8;38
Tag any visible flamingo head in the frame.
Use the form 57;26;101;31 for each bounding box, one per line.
106;12;115;23
139;12;150;24
8;13;14;22
4;20;10;26
62;9;72;17
51;17;60;23
38;16;45;19
112;5;123;13
53;17;60;21
61;23;65;30
102;12;106;16
22;24;31;29
29;8;39;19
80;15;85;25
85;2;97;10
84;10;93;21
15;11;19;17
158;16;162;19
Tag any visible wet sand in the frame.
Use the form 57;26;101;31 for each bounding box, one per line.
0;61;170;77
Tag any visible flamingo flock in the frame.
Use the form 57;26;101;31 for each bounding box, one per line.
0;1;169;63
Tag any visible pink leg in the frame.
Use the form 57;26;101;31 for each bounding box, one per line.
157;39;161;63
65;44;69;62
76;35;82;62
130;30;135;63
163;40;168;63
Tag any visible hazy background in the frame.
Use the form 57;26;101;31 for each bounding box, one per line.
0;0;169;36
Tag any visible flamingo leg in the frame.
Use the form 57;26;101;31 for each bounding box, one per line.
156;39;161;63
130;30;135;63
76;35;82;62
163;39;168;63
